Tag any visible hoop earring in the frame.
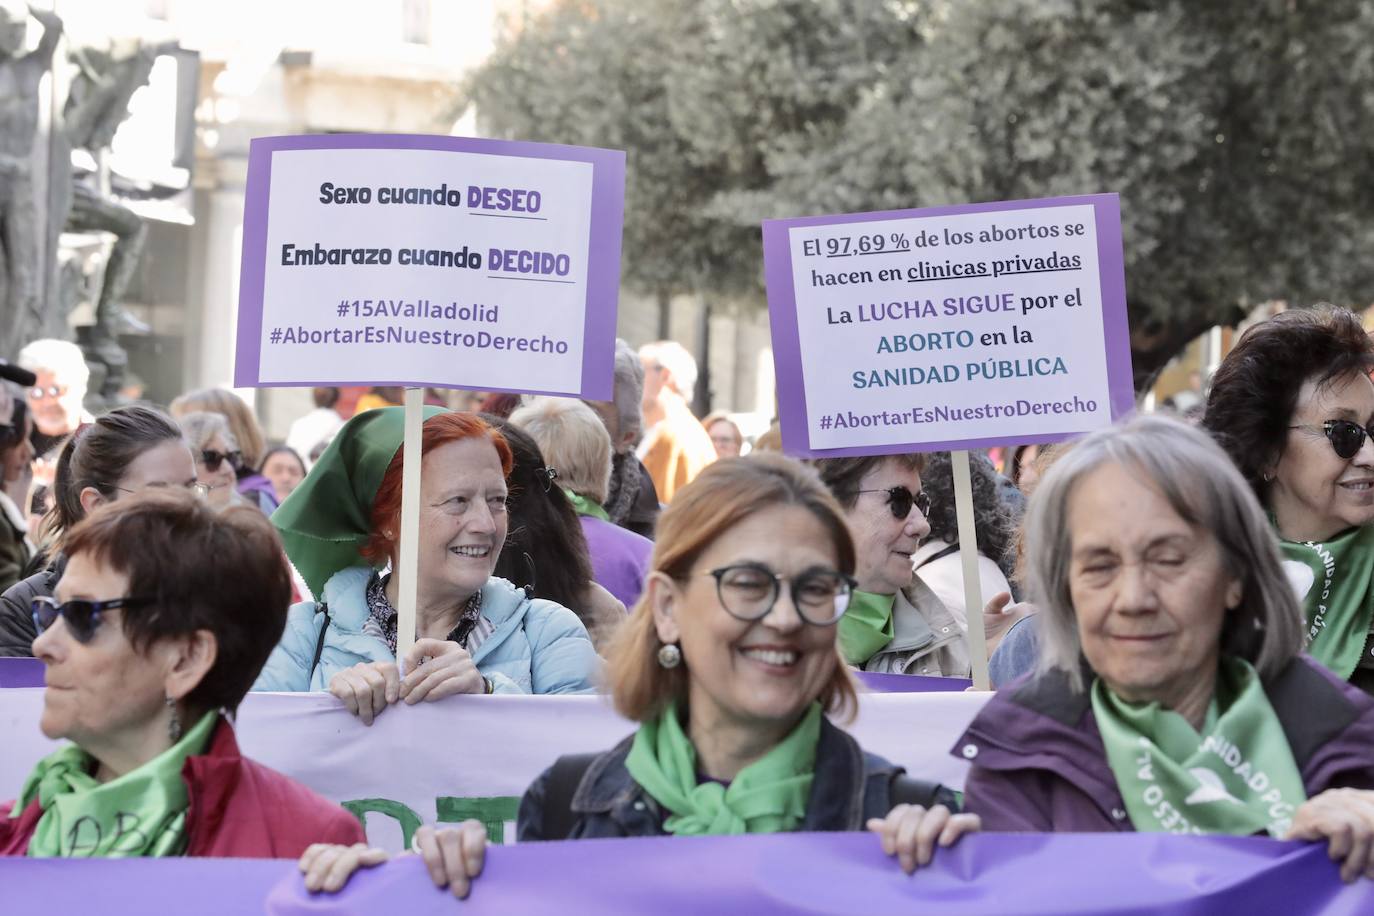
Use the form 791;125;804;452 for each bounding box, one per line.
657;643;682;669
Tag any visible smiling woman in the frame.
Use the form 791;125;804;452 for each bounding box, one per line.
1204;305;1374;691
954;416;1374;881
251;407;599;713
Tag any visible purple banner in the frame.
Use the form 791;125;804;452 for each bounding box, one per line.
0;657;43;688
5;833;1368;915
856;671;972;693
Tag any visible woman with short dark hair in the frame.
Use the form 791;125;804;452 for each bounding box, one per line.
0;489;363;857
812;453;969;676
1204;305;1374;691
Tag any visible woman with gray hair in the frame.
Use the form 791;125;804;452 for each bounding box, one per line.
952;416;1374;880
510;397;653;608
584;338;661;539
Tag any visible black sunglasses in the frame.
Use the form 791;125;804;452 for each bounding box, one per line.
1289;420;1374;461
31;595;153;644
200;449;243;472
857;485;931;520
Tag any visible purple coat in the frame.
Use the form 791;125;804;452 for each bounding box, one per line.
953;655;1374;832
579;515;652;609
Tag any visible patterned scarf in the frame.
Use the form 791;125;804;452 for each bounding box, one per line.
361;573;485;654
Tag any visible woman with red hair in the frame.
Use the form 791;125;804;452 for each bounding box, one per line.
252;407;599;719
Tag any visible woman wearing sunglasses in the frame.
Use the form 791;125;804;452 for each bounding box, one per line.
1204;305;1374;694
812;455;970;677
1;489;363;857
297;455;978;897
177;412;263;512
0;405;198;658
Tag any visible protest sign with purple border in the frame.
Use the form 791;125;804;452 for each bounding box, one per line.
763;194;1133;457
234;134;625;399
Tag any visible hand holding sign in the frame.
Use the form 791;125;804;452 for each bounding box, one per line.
400;638;485;703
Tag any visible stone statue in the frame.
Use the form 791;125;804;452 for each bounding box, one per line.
0;4;61;356
62;39;177;402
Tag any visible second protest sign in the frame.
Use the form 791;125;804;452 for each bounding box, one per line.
763;193;1133;456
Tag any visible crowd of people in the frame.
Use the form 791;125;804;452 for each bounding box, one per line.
2;313;1374;896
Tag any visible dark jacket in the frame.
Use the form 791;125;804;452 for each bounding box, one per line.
0;505;29;594
0;556;62;658
954;655;1374;833
1;716;363;857
518;716;956;840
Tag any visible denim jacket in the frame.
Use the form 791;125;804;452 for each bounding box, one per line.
517;716;956;840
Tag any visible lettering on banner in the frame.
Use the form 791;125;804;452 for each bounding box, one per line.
343;796;523;846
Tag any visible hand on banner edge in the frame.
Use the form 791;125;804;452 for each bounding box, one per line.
299;841;388;893
412;821;488;899
1286;788;1374;883
328;661;401;726
866;803;981;874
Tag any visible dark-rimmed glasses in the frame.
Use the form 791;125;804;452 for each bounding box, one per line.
857;485;931;520
1289;420;1374;461
199;449;243;472
31;595;153;644
702;563;855;626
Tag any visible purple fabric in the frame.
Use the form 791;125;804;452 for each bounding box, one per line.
0;657;44;687
3;834;1370;913
955;656;1374;833
237;472;280;513
271;833;1370;914
856;671;972;693
579;515;652;608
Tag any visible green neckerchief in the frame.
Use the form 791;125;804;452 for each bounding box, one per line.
624;702;821;835
1277;524;1374;680
838;590;895;665
273;405;446;596
563;488;610;522
18;712;218;858
1092;658;1307;837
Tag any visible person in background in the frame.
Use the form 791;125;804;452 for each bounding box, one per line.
170;388;277;514
0;384;34;592
177;412;253;512
510;397;653;609
814;454;970;678
0;405;197;657
1204;306;1374;693
913;451;1024;657
353;387;404;413
751;421;783;453
1;490;364;857
485;414;625;652
286;387;343;463
17;338;91;462
637;341;717;504
702;410;745;459
260;446;307;507
252;407;599;708
955;417;1374;885
478;391;523;419
300;455;980;897
584;339;660;539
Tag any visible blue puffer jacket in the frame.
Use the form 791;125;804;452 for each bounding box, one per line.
252;567;600;694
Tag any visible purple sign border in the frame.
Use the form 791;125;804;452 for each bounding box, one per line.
233;133;626;401
763;193;1134;458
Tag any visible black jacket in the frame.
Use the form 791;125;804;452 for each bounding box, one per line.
0;555;62;657
518;716;957;840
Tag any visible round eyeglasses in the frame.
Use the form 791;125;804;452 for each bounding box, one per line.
700;562;855;626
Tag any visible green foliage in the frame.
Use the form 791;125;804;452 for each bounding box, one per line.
467;0;1374;381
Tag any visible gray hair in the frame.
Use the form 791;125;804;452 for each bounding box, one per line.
18;338;90;393
177;410;238;452
611;338;644;443
640;340;697;399
509;397;613;504
1027;414;1304;692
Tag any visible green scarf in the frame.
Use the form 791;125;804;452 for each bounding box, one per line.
838;590;895;665
1092;658;1306;837
624;702;821;835
1277;525;1374;680
17;712;218;858
274;405;446;596
563;488;610;522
